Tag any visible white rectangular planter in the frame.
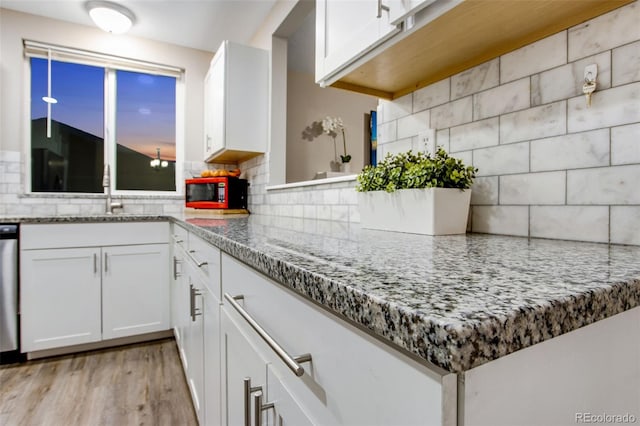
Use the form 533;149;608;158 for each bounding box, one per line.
357;188;472;235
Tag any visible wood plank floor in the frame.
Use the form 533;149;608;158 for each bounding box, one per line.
0;338;198;426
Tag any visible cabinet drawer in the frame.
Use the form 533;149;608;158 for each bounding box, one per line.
21;222;169;250
171;223;189;249
188;233;221;296
221;253;454;426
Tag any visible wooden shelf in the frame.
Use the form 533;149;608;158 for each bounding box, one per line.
331;0;633;100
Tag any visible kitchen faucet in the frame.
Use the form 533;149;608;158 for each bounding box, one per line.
102;164;123;214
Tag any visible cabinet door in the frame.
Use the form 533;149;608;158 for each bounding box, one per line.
208;48;226;157
184;264;205;424
102;244;170;340
171;244;189;356
267;365;314;426
21;247;102;352
221;307;268;426
315;0;400;83
204;287;222;426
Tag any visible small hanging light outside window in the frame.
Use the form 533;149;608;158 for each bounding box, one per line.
86;1;135;34
150;148;168;170
42;48;58;139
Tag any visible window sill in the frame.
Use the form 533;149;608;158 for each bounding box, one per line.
20;193;184;200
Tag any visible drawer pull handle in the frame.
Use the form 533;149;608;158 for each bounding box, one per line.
224;292;311;377
190;284;202;321
254;390;274;426
187;250;208;268
377;0;389;18
243;377;262;426
173;256;181;280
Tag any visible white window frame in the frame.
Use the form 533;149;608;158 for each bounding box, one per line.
24;40;185;196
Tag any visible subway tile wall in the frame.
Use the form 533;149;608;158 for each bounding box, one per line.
376;2;640;245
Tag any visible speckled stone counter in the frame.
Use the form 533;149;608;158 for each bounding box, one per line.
177;214;640;374
5;213;639;373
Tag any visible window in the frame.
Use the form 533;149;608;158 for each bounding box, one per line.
28;43;181;194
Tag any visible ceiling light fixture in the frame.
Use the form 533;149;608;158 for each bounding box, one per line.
86;1;135;35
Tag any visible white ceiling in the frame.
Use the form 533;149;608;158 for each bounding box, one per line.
0;0;279;52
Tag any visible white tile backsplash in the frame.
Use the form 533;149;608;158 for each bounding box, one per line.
379;138;414;159
500;171;566;205
413;78;450;111
450;117;499;152
530;129;610;172
567;82;640;133
473;78;530;120
568;1;640;61
474;142;529;176
397;110;430;139
378;95;412;123
501;32;567;84
567;165;640;205
451;59;500;101
531;52;611;106
500;101;566;144
611;123;640;166
431;96;473;129
612;40;640;86
470;176;498;205
610;206;640;245
530;206;609;243
472;206;529;237
377;120;398;144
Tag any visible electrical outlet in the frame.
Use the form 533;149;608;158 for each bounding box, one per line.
418;129;436;156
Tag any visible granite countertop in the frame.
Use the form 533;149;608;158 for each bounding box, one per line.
179;214;640;374
6;213;640;373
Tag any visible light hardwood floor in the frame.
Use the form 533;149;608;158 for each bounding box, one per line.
0;338;198;426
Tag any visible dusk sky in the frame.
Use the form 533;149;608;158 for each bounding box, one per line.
31;58;176;160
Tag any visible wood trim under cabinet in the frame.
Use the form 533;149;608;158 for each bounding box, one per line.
333;0;633;99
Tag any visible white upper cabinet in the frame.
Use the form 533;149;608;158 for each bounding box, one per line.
315;0;401;85
203;40;269;164
386;0;437;24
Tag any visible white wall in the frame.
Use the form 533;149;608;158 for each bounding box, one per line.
375;1;640;245
286;70;377;183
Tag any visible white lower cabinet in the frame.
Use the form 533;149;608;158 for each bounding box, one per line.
220;253;454;426
20;222;170;353
172;227;222;426
20;247;102;351
221;306;268;426
185;261;206;423
102;244;170;340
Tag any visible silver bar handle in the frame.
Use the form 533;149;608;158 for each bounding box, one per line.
173;256;181;280
190;284;202;322
93;253;98;274
243;378;262;426
224;293;311;377
173;234;184;244
254;391;274;426
377;0;389;18
104;252;108;273
187;249;208;268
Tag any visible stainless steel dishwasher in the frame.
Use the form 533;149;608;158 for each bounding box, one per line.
0;224;20;363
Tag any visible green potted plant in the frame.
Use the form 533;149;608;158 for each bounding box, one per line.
355;148;477;235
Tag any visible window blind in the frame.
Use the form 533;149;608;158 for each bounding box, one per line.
24;40;184;78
